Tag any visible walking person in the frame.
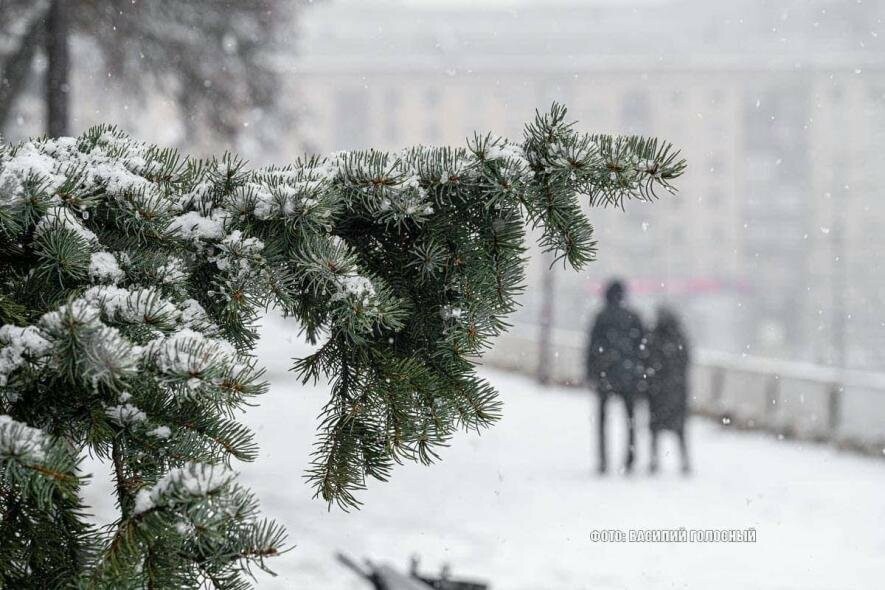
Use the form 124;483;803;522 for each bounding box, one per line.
645;307;692;475
585;279;646;475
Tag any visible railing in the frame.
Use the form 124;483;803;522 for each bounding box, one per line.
482;323;885;455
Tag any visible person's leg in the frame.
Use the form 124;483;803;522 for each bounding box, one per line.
597;393;608;474
624;397;636;473
679;426;691;475
649;429;659;474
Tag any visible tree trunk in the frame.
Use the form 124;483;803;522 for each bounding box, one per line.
45;0;70;137
0;15;43;133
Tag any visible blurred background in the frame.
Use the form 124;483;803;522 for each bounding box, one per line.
4;1;885;586
3;0;883;365
6;0;884;372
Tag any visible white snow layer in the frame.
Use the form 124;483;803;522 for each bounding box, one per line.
331;274;376;302
145;328;236;378
0;325;51;386
83;285;179;326
34;206;98;244
168;211;227;241
105;403;147;426
132;462;234;515
148;426;172;439
0;414;48;463
78;318;885;589
88;251;124;284
0;145;65;208
484;141;528;165
156;257;188;285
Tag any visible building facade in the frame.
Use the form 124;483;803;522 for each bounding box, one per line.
285;0;885;370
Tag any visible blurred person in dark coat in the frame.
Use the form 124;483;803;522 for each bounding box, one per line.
585;279;646;475
645;307;691;475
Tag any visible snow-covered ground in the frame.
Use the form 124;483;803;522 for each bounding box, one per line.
86;318;885;589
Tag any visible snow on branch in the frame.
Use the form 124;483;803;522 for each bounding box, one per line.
0;414;48;464
0;105;683;584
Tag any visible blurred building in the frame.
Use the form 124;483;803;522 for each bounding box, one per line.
285;0;885;371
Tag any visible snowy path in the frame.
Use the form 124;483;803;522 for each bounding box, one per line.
84;320;885;589
239;324;885;590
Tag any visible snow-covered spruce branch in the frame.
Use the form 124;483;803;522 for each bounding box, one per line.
0;104;683;585
0;414;79;495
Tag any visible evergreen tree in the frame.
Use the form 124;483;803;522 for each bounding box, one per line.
0;0;297;142
0;104;684;587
